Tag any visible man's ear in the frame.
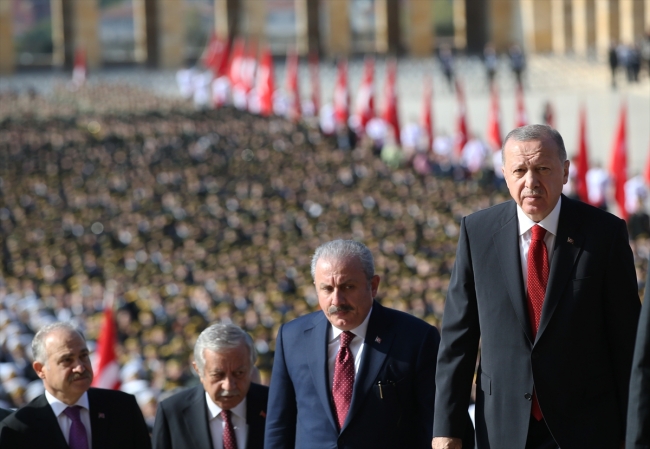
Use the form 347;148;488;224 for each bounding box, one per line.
192;361;201;378
33;361;46;380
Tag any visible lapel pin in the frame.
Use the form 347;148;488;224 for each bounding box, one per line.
567;237;574;244
260;411;266;418
375;336;382;344
98;413;105;419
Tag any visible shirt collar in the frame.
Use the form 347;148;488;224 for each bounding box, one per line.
45;390;90;417
204;391;247;422
329;306;373;343
516;196;562;237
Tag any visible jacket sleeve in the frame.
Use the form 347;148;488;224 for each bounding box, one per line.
126;393;153;449
264;324;297;449
151;401;172;449
603;219;641;438
433;216;481;439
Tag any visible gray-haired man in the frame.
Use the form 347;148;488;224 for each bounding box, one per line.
152;323;268;449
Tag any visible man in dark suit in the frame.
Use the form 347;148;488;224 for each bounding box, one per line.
627;267;650;448
152;323;268;449
0;321;151;448
432;124;640;449
265;239;472;449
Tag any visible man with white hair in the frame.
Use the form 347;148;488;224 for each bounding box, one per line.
152;323;268;449
0;321;151;448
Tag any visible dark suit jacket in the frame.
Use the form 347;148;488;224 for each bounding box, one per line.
0;408;12;421
627;267;650;449
434;196;640;449
152;382;268;449
265;300;466;449
0;387;151;449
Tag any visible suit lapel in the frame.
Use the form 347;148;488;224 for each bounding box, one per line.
183;387;214;449
32;394;69;447
245;384;266;449
536;198;583;341
89;389;109;449
306;313;338;432
493;204;534;343
345;303;394;430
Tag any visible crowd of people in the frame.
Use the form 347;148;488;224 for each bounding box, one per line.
0;84;648;429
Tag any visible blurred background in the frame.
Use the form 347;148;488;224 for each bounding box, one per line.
0;0;649;426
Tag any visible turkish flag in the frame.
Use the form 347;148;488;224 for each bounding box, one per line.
515;83;527;128
285;50;301;122
334;58;349;127
91;292;120;390
382;58;400;145
644;141;650;186
203;32;230;78
575;107;590;203
72;47;87;86
309;52;321;114
609;103;628;220
256;47;274;117
454;79;468;157
486;85;502;151
354;57;375;131
420;75;433;151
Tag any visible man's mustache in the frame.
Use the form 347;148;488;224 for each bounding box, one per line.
328;305;354;314
522;189;543;197
69;372;91;382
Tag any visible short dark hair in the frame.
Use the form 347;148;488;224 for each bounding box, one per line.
502;124;567;163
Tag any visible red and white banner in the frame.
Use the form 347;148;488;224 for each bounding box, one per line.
515;84;527;128
285;50;301;122
575;106;590;204
609;103;628;220
256;47;274;117
91;291;120;390
354;57;375;132
382;59;400;145
486;85;502;152
454;79;468;157
334;58;349;127
420;75;433;151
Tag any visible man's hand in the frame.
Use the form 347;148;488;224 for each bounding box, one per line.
432;437;462;449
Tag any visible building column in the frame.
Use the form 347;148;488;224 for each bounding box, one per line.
0;0;14;75
520;0;553;53
295;0;320;55
133;0;184;68
490;0;518;53
452;0;466;50
551;0;573;54
407;0;433;56
215;0;240;41
325;0;350;56
51;0;101;69
375;0;400;54
619;0;645;44
572;0;597;56
595;0;619;60
242;0;266;45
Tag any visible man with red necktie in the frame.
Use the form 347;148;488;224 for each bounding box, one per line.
265;239;474;449
433;124;640;449
152;323;268;449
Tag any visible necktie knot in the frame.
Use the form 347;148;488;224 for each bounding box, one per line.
340;331;354;348
64;406;82;422
531;225;547;241
221;409;231;421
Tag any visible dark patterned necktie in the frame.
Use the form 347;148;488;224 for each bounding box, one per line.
222;409;238;449
332;330;355;430
527;224;548;421
63;406;89;449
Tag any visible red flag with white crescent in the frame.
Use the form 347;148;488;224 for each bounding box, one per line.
256;47;274;117
354;57;375;131
486;85;502;152
575;106;590;204
515;84;527;128
420;75;433;151
334;58;349;127
382;58;400;145
285;50;301;121
454;79;468;157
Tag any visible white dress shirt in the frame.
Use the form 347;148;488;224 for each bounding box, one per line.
327;307;372;390
517;197;562;293
45;390;93;449
205;392;248;449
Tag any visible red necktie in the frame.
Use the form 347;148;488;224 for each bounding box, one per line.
527;224;548;421
222;410;238;449
332;330;355;430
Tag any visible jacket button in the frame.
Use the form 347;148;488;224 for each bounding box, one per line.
524;393;532;400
